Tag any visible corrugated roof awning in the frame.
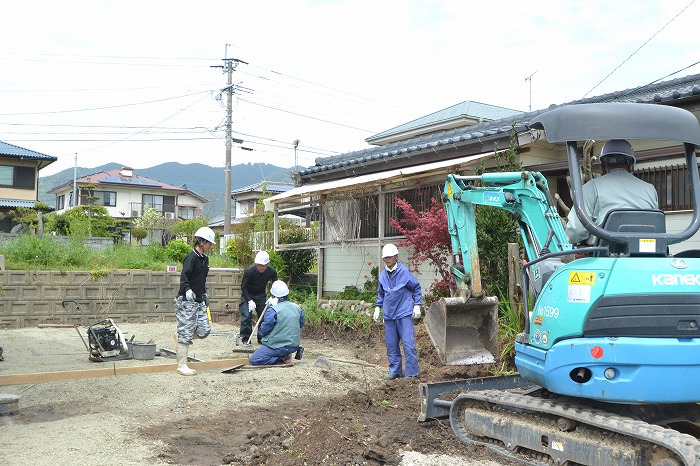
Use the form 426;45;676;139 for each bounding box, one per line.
265;152;494;211
0;199;37;209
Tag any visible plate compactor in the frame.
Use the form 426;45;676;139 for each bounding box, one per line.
61;300;131;362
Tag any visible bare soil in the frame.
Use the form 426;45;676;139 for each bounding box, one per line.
0;318;518;466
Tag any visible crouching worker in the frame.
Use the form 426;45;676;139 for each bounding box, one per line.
174;227;215;376
249;280;304;366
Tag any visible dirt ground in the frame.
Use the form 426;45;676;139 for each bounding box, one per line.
0;317;519;466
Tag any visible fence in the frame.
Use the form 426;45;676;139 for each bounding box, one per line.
220;228;318;254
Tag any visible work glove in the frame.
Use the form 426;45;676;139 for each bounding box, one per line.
266;297;278;307
373;306;381;322
185;289;195;302
412;304;422;320
203;293;210;307
248;300;257;312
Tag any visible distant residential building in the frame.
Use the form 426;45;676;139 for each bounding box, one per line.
48;166;207;221
0;141;57;232
231;181;295;221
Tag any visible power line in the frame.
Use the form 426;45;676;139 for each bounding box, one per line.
583;0;696;98
0;90;211;116
0;82;220;93
238;98;376;133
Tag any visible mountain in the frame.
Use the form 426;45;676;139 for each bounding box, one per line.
38;162;293;217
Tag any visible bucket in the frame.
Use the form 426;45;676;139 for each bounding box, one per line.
127;341;157;360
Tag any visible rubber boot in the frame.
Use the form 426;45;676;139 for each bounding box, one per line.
176;343;197;376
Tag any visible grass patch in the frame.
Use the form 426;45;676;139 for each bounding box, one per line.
0;236;235;271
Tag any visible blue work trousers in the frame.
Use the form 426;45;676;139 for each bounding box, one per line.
384;315;418;377
249;345;297;365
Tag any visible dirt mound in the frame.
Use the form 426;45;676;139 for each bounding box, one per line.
147;323;515;466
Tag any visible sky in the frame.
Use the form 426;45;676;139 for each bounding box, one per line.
2;0;699;177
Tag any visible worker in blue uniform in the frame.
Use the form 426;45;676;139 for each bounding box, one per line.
249;280;305;366
374;243;423;380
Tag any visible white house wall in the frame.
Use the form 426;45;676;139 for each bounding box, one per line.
666;211;700;253
322;244;437;296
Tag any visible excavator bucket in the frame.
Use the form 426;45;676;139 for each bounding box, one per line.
424;296;499;365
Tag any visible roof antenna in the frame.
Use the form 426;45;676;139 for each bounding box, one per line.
524;72;537;111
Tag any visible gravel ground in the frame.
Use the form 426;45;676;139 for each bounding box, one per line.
0;321;512;466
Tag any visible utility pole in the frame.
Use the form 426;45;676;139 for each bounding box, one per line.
212;46;247;237
72;152;78;208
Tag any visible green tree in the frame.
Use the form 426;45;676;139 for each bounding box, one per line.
474;125;523;298
133;206;163;245
131;227;147;245
279;227;316;283
8;207;39;233
171;216;209;244
60;205;115;238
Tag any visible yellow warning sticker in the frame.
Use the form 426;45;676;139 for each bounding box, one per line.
568;271;595;286
447;183;453;199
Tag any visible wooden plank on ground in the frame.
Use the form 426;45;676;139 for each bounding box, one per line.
0;357;250;386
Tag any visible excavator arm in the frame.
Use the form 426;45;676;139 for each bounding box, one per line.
425;170;571;366
443;170;571;296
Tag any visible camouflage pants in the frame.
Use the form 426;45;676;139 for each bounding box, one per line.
174;296;211;345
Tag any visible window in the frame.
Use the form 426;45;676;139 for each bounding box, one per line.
56;194;65;210
0;166;12;185
80;190;116;207
240;200;257;215
0;165;35;190
384;184;443;236
142;194;164;213
179;206;195;219
142;194;175;215
637;164;692;212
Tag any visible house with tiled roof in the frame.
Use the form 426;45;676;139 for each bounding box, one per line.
0;141;57;232
231;181;295;221
267;73;700;296
48;166;207;221
365;100;523;146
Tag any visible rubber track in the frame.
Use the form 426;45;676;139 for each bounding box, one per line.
449;389;700;465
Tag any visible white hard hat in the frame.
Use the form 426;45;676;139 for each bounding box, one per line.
270;280;289;298
254;250;270;265
194;227;216;245
382;243;399;258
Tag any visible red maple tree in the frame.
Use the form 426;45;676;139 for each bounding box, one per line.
389;196;455;302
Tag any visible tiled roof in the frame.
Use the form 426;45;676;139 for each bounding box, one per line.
302;73;700;178
50;168;186;193
231;181;295;195
367;100;523;142
0;141;57;162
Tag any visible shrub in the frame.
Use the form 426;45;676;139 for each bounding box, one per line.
131;227;147;245
279;227;316;283
226;236;253;268
165;239;190;263
146;244;167;262
268;249;287;281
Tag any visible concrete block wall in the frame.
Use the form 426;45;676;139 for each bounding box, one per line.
0;268;242;329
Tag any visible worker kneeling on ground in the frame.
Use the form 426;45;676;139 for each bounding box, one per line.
249;280;305;366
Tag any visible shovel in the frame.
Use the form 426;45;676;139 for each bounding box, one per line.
245;302;270;346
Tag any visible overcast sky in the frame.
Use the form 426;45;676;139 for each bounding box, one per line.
2;0;698;177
